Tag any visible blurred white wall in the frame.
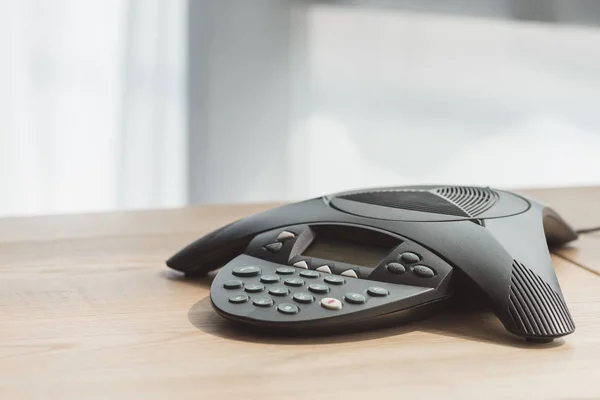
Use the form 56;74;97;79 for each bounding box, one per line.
0;0;186;217
188;2;600;205
1;1;600;216
291;6;600;198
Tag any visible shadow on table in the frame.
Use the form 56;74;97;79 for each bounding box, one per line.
160;268;219;288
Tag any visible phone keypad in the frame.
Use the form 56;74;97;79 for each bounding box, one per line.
216;259;399;321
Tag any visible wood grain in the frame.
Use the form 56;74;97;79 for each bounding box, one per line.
516;186;600;231
1;188;599;399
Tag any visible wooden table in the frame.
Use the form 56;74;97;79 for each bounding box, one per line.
1;188;599;399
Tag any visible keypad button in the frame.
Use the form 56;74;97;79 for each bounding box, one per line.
223;279;243;289
412;265;436;278
344;293;366;304
277;303;299;315
276;267;295;275
232;266;261;277
299;270;320;279
260;275;280;284
253;297;274;307
269;287;289;296
321;297;343;310
323;276;345;285
265;242;284;253
244;283;265;293
400;252;421;263
293;292;315;304
284;278;305;287
367;287;389;297
308;283;330;294
229;294;249;304
386;262;406;274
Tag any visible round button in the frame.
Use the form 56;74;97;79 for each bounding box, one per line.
260;275;280;284
308;283;330;294
244;283;265;293
277;303;299;315
320;297;343;310
293;292;315;304
223;279;243;289
367;286;389;297
400;252;421;263
228;294;249;304
323;276;345;285
253;297;274;307
232;266;261;277
284;278;305;287
276;267;295;275
268;287;289;296
344;293;366;304
299;270;320;279
386;262;406;274
412;265;436;278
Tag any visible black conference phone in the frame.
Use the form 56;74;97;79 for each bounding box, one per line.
167;186;577;343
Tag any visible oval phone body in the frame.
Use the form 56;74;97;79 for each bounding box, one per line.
167;186;577;342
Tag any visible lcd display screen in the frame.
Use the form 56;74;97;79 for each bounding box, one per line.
303;236;395;268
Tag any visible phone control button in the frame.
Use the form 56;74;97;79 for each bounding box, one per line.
400;252;421;263
232;266;261;277
386;262;406;274
315;265;332;274
367;287;389;297
276;267;295;275
323;276;345;285
344;293;366;304
412;265;436;278
223;280;243;290
229;294;249;304
308;283;330;294
277;231;296;241
293;260;309;269
277;303;299;315
264;242;284;253
244;283;265;293
341;269;359;279
252;297;274;307
321;297;343;310
299;270;320;279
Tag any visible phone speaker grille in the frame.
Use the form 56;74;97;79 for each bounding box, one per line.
338;191;470;217
338;186;499;217
508;261;575;337
435;186;499;216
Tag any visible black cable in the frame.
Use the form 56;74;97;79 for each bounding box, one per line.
575;226;600;235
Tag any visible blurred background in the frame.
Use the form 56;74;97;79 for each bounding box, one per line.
1;0;599;217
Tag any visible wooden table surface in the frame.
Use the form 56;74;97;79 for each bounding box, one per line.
1;187;599;399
